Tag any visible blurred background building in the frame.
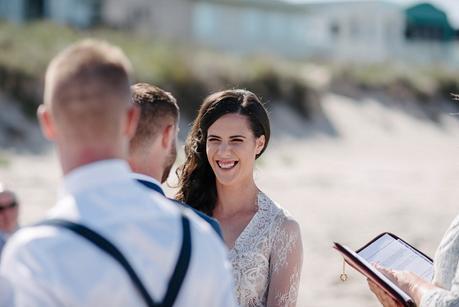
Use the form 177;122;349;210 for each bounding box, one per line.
0;0;457;64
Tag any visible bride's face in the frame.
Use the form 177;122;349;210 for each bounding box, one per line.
206;113;265;187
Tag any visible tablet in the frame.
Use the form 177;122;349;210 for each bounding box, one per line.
333;232;433;307
357;233;433;282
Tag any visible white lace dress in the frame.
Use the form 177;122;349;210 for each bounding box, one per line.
228;191;303;307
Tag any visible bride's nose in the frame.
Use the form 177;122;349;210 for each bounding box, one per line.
217;142;231;156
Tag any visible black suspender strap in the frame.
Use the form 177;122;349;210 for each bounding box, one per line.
162;216;191;307
39;219;157;307
38;214;192;307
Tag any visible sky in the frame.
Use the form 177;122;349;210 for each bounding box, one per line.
286;0;459;27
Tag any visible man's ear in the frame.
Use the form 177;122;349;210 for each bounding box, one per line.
37;104;56;140
255;135;265;156
161;123;176;150
124;104;140;139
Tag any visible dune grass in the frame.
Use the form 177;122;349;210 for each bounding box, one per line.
0;21;457;123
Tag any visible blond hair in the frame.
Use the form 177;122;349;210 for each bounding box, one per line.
44;39;133;140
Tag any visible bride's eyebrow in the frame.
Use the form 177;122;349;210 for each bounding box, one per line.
207;135;246;139
207;134;221;139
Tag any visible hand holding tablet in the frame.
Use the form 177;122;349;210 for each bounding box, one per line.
333;233;433;307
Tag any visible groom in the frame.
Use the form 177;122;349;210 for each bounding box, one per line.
127;82;222;237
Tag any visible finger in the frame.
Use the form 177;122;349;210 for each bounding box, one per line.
368;279;377;290
368;281;385;297
374;264;391;277
377;291;399;307
376;266;398;282
376;265;390;274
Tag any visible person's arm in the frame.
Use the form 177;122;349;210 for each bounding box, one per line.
368;265;456;307
266;217;303;307
413;265;459;307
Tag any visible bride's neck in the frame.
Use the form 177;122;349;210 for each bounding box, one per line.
214;177;259;217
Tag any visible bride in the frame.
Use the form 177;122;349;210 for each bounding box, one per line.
176;89;303;306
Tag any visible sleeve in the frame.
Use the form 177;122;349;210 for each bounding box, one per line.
0;231;64;307
266;217;303;307
420;269;459;307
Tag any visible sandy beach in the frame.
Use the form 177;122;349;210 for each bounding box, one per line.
1;93;458;306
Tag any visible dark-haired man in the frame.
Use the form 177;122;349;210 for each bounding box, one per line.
128;82;222;237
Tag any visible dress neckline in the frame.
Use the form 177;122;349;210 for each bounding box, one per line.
229;191;266;252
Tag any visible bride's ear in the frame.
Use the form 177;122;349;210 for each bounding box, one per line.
255;135;265;156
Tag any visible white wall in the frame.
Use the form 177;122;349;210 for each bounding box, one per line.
191;1;408;62
47;0;99;28
102;0;193;41
192;1;311;57
306;1;405;62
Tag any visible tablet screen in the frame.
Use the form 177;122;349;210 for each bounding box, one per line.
357;233;433;281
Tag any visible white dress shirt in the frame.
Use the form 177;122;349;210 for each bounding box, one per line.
0;160;237;307
0;274;14;307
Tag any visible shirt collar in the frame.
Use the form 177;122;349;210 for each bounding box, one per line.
132;173;165;196
59;159;132;198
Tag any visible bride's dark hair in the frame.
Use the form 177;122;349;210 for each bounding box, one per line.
176;89;270;216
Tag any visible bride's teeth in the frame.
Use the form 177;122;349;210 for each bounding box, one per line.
218;161;236;169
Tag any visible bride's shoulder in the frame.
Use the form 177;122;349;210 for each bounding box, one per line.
257;191;300;230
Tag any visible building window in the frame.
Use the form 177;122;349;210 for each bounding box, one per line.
330;22;340;37
25;0;45;20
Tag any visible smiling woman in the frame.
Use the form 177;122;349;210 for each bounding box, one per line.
176;89;270;216
206;113;265;188
176;89;303;307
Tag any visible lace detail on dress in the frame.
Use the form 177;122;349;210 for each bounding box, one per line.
274;268;301;306
270;217;301;274
229;192;303;307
